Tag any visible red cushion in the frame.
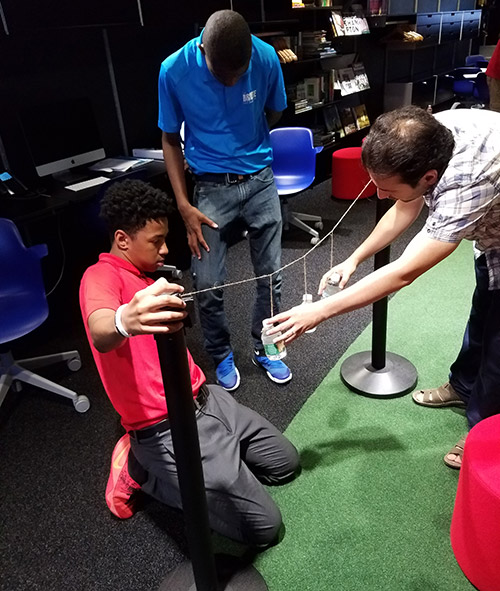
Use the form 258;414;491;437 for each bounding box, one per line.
331;147;374;200
451;414;500;591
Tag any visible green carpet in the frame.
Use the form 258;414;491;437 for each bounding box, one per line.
256;241;477;591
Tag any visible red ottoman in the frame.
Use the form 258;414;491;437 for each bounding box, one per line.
331;147;374;200
451;415;500;591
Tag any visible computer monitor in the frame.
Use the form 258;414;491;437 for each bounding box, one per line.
19;97;105;179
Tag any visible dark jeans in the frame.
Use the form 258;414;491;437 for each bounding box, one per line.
191;166;282;366
129;385;299;546
450;254;500;428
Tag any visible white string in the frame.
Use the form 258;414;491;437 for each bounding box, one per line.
182;180;373;298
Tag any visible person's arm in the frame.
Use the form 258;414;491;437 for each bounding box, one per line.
266;109;282;128
320;197;425;292
269;231;460;342
162;131;218;260
87;278;187;353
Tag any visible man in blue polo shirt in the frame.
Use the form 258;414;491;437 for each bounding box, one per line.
158;9;292;390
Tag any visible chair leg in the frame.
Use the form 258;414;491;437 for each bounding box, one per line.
292;211;322;225
0;372;13;408
20;350;81;371
0;351;90;413
288;212;321;243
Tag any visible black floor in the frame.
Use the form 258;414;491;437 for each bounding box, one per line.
0;181;426;591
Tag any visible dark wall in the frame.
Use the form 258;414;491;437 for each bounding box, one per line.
0;1;203;188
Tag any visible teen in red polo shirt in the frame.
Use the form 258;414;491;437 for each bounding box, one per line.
80;179;299;546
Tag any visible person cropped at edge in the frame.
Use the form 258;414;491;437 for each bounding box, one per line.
79;179;299;546
158;9;292;391
267;106;500;470
486;39;500;112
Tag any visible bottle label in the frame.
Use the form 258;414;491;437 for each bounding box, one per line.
263;340;286;359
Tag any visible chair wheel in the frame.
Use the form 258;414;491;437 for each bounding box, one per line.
67;356;82;372
12;381;23;393
314;222;323;230
74;395;90;413
310;236;320;245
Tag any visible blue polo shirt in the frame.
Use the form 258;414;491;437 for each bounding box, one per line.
158;34;287;175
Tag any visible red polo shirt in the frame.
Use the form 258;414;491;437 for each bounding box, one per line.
79;253;205;432
486;42;500;80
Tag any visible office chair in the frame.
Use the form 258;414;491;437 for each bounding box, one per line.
465;54;488;68
448;67;481;105
270;127;323;245
0;218;90;413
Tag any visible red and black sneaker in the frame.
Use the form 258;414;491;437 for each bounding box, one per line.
105;433;141;519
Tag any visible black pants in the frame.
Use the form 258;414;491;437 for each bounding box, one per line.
450;254;500;428
129;385;299;545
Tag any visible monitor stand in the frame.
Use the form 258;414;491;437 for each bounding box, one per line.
52;167;90;185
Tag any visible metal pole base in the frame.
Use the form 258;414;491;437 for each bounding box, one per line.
158;554;268;591
340;351;418;399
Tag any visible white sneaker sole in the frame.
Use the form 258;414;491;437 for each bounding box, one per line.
252;358;292;384
217;366;241;392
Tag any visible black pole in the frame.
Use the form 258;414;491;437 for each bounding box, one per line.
155;330;268;591
155;330;218;591
371;198;391;370
340;198;417;398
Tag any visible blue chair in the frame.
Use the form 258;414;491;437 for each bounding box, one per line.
449;67;481;103
0;218;89;413
465;54;488;68
270;127;323;245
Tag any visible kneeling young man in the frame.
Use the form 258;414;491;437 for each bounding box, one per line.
79;179;299;546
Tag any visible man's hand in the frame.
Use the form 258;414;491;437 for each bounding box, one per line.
318;257;358;295
88;278;189;353
120;277;187;335
266;301;324;344
179;203;218;260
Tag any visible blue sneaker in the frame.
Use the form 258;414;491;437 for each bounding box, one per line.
216;352;241;391
252;352;292;384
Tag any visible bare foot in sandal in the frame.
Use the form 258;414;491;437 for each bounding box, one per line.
412;382;466;408
444;434;468;469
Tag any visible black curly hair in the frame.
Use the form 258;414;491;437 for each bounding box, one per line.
99;179;174;240
362;106;455;187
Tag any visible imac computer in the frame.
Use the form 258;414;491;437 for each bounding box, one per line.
19;97;106;182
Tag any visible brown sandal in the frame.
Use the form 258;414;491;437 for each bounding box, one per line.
412;382;466;408
444;435;467;469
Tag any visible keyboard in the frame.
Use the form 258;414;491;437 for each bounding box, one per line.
65;176;109;192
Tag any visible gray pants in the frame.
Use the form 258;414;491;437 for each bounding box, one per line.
130;385;299;545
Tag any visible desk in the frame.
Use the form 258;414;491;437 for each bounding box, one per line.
0;160;167;226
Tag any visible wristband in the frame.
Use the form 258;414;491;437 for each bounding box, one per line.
115;304;132;338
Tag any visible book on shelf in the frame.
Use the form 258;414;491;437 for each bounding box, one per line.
339;106;358;135
329;11;346;37
337;67;357;96
330;8;369;37
323;104;345;139
304;77;322;104
353;104;371;129
352;63;370;91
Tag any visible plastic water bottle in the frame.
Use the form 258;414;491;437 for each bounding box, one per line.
321;272;341;298
261;321;287;360
302;294;317;333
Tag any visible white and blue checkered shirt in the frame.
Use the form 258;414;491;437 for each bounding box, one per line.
423;109;500;290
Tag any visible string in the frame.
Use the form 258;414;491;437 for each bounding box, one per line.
182;179;373;298
303;258;307;295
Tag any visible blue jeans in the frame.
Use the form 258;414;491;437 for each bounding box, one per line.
450;254;500;428
191;166;282;366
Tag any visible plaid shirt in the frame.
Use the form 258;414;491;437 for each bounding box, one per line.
423;109;500;290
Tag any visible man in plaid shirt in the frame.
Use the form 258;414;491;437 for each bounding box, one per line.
268;105;500;469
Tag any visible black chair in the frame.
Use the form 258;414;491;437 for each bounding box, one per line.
0;218;90;413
